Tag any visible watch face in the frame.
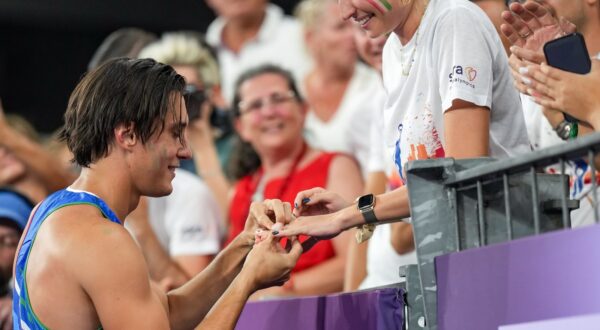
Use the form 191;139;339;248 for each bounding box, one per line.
358;194;375;209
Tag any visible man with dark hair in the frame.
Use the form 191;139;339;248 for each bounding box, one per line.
12;58;301;329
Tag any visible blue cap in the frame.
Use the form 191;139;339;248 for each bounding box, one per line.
0;189;33;231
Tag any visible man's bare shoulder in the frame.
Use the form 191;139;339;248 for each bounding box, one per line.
27;203;161;328
42;204;130;254
44;204;145;277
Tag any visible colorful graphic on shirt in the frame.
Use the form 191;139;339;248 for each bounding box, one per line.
466;67;477;81
547;158;600;199
448;65;477;89
393;104;446;183
366;0;392;14
387;168;403;190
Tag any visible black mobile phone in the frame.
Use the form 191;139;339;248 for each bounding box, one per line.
544;32;591;74
543;33;591;123
183;84;207;121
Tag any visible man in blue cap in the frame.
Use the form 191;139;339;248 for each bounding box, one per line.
0;188;33;330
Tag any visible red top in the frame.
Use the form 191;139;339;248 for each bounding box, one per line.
228;152;337;273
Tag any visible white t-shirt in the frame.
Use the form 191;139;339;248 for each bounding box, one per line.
146;169;222;256
367;99;387;174
521;53;600;228
361;77;416;289
382;0;530;181
359;224;418;289
206;4;312;103
304;62;384;174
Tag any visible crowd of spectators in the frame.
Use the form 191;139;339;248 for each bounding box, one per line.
2;0;600;328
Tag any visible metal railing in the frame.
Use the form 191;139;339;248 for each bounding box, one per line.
404;132;600;330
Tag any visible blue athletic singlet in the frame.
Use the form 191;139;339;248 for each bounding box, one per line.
12;188;121;330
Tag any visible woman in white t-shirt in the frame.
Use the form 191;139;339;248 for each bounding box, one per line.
275;0;530;248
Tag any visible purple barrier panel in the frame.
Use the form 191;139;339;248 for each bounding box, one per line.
323;287;404;330
436;224;600;330
499;313;600;330
235;295;324;330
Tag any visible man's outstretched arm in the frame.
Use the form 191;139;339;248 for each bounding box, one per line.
166;200;294;330
196;234;302;330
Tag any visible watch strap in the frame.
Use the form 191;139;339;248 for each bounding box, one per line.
361;208;378;224
554;119;578;140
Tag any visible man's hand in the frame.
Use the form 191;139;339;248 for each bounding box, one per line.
188;102;214;149
243;199;294;235
292;187;349;218
240;234;302;291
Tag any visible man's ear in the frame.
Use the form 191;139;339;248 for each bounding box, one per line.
114;123;138;149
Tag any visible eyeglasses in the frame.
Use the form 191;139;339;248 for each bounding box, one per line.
238;91;297;115
0;233;20;249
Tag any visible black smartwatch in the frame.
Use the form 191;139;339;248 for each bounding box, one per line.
356;193;378;224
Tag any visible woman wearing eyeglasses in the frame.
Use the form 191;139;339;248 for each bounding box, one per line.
226;65;363;299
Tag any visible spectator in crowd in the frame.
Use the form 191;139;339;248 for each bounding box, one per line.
205;0;311;103
87;27;157;71
0;188;33;330
344;27;416;291
501;0;600;227
227;65;363;298
12;58;301;329
296;0;383;174
0;102;74;203
275;0;530;249
472;0;511;54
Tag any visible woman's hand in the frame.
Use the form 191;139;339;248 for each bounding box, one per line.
275;212;344;241
292;187;350;217
500;1;576;96
524;60;600;129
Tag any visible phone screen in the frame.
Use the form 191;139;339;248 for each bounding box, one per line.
543;33;591;122
543;32;591;75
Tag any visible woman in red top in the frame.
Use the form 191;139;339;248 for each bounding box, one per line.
227;65;363;298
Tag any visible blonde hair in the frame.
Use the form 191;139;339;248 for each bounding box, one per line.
294;0;336;32
6;114;40;142
139;32;220;88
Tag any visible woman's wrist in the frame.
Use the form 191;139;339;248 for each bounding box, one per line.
337;205;363;231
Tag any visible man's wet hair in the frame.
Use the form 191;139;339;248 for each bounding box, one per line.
59;58;185;167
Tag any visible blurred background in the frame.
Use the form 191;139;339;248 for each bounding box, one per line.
0;0;297;134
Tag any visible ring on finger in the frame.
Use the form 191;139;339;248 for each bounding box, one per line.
519;31;532;38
